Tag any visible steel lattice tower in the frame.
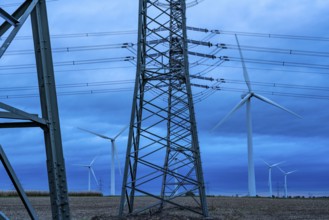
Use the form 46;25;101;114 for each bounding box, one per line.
120;0;208;217
0;1;70;219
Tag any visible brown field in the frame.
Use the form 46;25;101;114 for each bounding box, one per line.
1;196;329;219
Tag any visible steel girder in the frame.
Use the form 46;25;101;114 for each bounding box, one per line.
119;0;208;217
0;145;38;219
0;1;70;219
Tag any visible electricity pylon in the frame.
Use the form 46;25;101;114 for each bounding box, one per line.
119;0;208;217
0;1;70;219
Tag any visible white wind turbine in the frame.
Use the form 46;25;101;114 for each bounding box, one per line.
75;157;98;192
263;160;285;197
212;35;301;196
78;125;128;195
278;167;297;198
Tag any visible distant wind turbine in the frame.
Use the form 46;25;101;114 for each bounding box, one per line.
78;125;128;195
212;35;301;197
263;160;285;197
75;157;98;192
278;167;297;198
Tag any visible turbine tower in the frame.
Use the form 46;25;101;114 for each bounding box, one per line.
278;167;297;198
212;35;301;197
119;0;208;217
75;157;99;192
78;126;127;195
263;160;284;197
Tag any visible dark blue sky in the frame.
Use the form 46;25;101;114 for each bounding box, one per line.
0;0;329;197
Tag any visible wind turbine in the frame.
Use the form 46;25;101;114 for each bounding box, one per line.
75;157;98;192
263;160;285;197
212;35;301;196
278;167;297;198
78;125;128;195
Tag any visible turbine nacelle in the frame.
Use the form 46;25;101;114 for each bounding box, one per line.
241;92;251;99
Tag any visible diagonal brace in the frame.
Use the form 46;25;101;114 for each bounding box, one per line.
0;8;19;26
0;144;39;220
0;0;32;37
0;0;39;58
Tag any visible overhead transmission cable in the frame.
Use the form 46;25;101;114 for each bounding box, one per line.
2;43;134;56
0;56;135;70
195;63;329;76
0;66;135;76
0;79;135;92
215;43;329;58
0;30;137;41
219;86;329;100
1;81;327;101
188;51;329;70
0;87;133;100
186;26;329;42
2;27;328;42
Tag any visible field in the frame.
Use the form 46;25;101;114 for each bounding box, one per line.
1;196;329;219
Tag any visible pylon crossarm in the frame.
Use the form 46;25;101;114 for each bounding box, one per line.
0;111;38;120
0;145;39;220
0;102;47;126
0;0;39;58
0;122;41;129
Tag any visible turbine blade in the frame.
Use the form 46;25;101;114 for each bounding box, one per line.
277;166;285;174
262;159;270;167
272;161;286;167
90;156;97;166
212;93;251;131
253;93;302;118
287;170;297;175
113;141;122;176
73;164;88;167
78;127;112;140
113;124;129;140
90;168;99;186
235;34;252;92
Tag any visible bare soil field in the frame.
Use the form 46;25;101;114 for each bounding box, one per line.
1;196;329;219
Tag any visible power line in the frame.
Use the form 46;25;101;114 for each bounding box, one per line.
1;83;327;100
223;79;329;92
227;56;329;70
0;57;135;70
0;77;328;100
188;51;329;70
198;63;329;76
187;26;329;42
219;86;329;100
3;43;134;56
0;79;135;92
2;28;328;42
0;66;135;76
215;43;329;58
1;30;137;41
0;87;133;100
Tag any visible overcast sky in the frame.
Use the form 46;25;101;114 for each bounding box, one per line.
0;0;329;197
